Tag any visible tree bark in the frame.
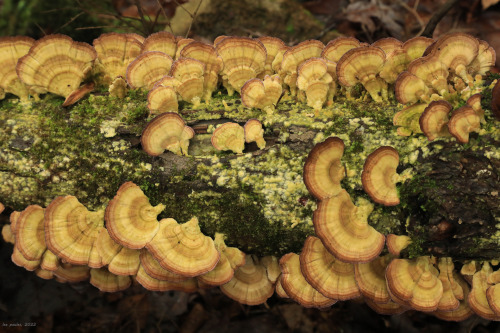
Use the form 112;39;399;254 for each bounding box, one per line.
0;92;499;260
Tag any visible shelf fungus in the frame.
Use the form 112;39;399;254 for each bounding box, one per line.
54;264;91;283
146;217;220;277
197;233;246;286
394;72;431;105
211;122;245;154
436;258;463;312
126;51;173;90
466;93;485;122
354;254;394;305
219;255;275;305
240;75;282;114
419;100;452;141
393;103;427;136
385;234;412;256
321;37;362;63
136;265;198;292
447;105;480;144
169;58;205;107
303;137;345;201
44;196;104;267
336;46;387;102
257;36;286;77
434;272;474;321
140;249;189;282
296;57;333;112
313;190;385;263
244;119;266;149
147;76;179;114
407;54;449;96
107;246;141;276
468;262;500;320
105;181;166;249
402;36;433;62
0;36;34;101
299;236;361;300
280;40;324;95
90;267;131;292
386;256;443;312
279;253;336;308
16;34;96;106
468;40;496;76
180;41;223;102
141;112;194;156
215;37;267;95
361;146;400;206
140;31;176;58
92;33;142;84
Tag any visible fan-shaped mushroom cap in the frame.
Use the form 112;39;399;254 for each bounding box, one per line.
432;33;479;83
2;224;15;244
36;268;54;280
271;45;290;74
40;250;59;271
386;234;411;256
93;33;142;81
95;227;121;265
487;282;500;316
146;217;220;277
108;246;141;276
407;54;449;95
11;246;40;271
0;36;34;100
198;233;246;286
393;103;427;136
5;211;21;244
140;31;176;58
105;181;166;249
126;51;173;90
468;40;496;76
244;119;266;149
44;196;104;266
279;253;336;308
466;93;484;121
402;36;434;61
436;258;462;312
468;262;500;320
419;100;452;141
169;57;205;106
16;34;96;104
257;36;286;76
303;137;345;200
90;267;131;292
322;37;362;63
354;254;393;303
372;37;402;55
434;272;474;321
296;57;332;111
365;298;408;315
447;105;480;144
386;256;443;312
215;37;267;94
15;205;46;261
361;146;400;206
211;122;245;154
275;275;289;298
136;265;198;292
240;75;282;114
147;82;178;114
174;38;194;59
395;71;431;105
281;40;324;93
313;190;385;263
220;254;275;305
141;112;194;156
180;41;223;101
140;249;188;282
300;236;361;300
54;263;90;283
379;48;410;84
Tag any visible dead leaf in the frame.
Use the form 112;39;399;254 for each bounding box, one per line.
482;0;500;10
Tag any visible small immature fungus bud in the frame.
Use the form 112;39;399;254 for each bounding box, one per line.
105;181;166;249
141;112;194;156
361;146;400;206
313;190;385;263
303;137;345;200
279;253;336;308
386;234;412;256
211;122;245;154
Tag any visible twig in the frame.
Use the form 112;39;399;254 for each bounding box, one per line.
54;11;85;33
155;0;174;33
421;0;461;37
397;0;425;36
185;0;204;37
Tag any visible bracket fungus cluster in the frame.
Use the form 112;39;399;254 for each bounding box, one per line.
1;30;499;322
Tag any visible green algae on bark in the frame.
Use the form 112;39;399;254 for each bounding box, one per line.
0;87;499;258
